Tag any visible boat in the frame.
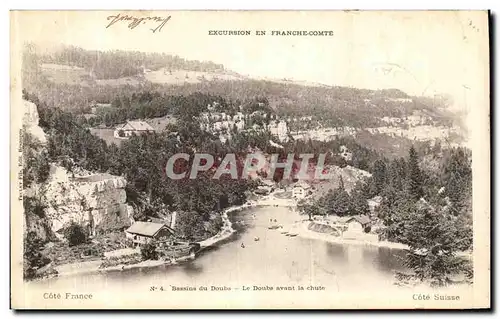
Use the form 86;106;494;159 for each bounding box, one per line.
288;233;298;237
254;237;260;241
268;225;280;230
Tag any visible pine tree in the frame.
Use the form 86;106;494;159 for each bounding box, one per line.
350;182;369;216
403;204;472;286
372;159;387;195
377;188;413;243
443;148;472;213
408;146;424;200
331;176;351;216
389;160;403;190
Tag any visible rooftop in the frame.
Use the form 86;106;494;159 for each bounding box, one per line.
118;120;155;131
346;215;371;225
126;221;174;237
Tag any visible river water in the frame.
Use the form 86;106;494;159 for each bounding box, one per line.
29;206;408;294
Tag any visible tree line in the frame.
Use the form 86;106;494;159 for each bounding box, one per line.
36;44;225;79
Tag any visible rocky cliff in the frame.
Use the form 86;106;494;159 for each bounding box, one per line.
23;99;47;144
42;166;134;237
22;99;134;240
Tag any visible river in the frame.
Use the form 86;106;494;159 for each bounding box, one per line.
28;206;408;294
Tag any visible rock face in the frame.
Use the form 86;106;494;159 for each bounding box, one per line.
24;211;58;243
23;99;47;144
21;98;134;238
43;166;134;236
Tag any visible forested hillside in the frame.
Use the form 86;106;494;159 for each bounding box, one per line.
35;44;225;79
22;44;458;129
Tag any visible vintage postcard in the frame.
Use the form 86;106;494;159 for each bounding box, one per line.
10;10;490;309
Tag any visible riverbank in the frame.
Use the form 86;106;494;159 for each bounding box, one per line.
253;194;410;250
47;202;257;279
198;203;253;249
292;220;409;250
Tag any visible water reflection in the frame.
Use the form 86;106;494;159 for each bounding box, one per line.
181;260;204;275
325;242;347;260
374;247;407;273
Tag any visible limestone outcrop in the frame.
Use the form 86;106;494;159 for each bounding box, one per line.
22;99;47;144
21;99;135;239
43;166;134;236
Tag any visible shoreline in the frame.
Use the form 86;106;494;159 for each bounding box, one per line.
197;203;253;249
252;193;410;250
34;193;472;285
42;194;412;279
293;221;409;250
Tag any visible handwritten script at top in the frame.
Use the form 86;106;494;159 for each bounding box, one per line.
106;13;171;33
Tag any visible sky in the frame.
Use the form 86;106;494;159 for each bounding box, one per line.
11;10;489;113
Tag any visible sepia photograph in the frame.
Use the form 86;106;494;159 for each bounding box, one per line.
9;10;490;309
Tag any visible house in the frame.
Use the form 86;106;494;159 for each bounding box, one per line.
213;122;222;131
250;110;266;118
233;112;245;121
210;113;222;121
114;120;155;138
199;112;210;122
367;196;382;214
92;102;112;108
269;120;289;142
292;181;311;199
339;145;353;161
292;187;306;199
219;133;228;144
252;123;262;130
344;215;371;233
221;120;234;130
255;185;272;195
89;102;111;115
235;120;245;131
125;221;176;247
